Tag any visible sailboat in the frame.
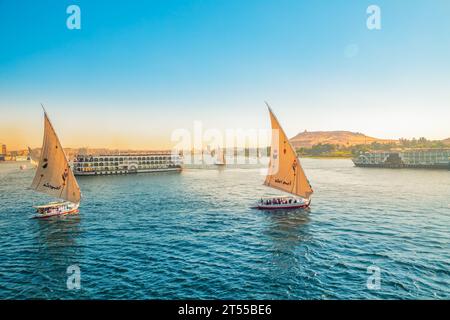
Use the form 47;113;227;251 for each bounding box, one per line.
214;147;226;166
28;146;38;168
28;147;39;168
30;107;82;219
256;103;313;210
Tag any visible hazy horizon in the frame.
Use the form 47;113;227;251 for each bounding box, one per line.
3;127;449;152
1;1;450;150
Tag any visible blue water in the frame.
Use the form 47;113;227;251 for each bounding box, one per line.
0;159;449;299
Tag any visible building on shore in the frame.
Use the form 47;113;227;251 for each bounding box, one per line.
0;145;34;161
72;151;182;176
352;149;450;169
0;144;6;161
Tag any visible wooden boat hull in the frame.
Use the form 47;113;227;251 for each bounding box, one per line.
254;198;311;210
32;208;79;219
256;202;310;210
32;202;80;219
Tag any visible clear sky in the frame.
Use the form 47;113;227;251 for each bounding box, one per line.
1;0;449;150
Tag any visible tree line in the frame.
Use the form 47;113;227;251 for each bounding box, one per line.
296;138;448;157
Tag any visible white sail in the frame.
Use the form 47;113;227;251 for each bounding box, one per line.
264;104;313;199
28;146;38;167
216;147;226;165
221;149;226;164
31;112;81;203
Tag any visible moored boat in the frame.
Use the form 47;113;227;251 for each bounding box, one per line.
72;151;182;176
256;103;314;210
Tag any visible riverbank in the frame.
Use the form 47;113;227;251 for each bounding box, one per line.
299;155;352;159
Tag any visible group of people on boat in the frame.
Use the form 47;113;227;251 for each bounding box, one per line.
260;197;302;206
37;207;63;215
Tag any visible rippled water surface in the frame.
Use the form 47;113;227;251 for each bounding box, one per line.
0;159;449;299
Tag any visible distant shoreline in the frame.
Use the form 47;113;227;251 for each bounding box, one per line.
300;155;352;159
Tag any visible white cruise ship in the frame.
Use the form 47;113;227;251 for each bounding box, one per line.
352;149;450;169
73;151;182;176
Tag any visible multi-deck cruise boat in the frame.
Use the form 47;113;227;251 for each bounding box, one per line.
73;151;182;176
353;149;450;169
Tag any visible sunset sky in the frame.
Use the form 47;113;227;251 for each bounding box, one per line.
1;0;450;150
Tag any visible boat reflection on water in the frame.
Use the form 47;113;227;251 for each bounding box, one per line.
263;207;311;243
262;208;313;297
28;216;83;298
34;215;82;247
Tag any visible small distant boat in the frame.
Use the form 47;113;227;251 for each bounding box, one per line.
30;106;82;219
28;146;38;168
214;147;226;166
256;103;314;210
20;164;27;170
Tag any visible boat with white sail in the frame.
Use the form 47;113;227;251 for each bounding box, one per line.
214;147;226;166
30;107;82;219
256;103;313;210
28;146;38;168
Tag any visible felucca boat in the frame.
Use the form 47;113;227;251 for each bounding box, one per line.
28;146;38;168
214;147;226;166
31;108;82;219
257;103;313;210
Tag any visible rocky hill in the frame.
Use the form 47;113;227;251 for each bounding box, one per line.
290;130;396;148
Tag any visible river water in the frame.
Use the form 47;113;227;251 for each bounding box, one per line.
0;159;449;299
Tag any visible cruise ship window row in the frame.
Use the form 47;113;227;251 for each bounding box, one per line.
75;162;177;167
75;164;179;172
75;156;175;162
